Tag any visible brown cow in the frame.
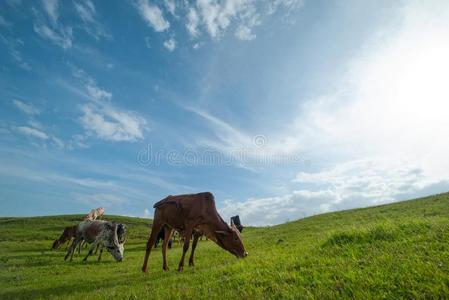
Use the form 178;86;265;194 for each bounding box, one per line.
52;225;77;250
142;192;248;273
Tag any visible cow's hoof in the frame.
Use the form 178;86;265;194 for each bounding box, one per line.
163;267;169;271
142;266;148;273
189;261;194;267
178;266;183;272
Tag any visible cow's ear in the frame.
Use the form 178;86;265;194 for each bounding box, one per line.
215;230;228;235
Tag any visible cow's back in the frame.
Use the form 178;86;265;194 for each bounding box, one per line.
78;220;106;243
153;192;218;230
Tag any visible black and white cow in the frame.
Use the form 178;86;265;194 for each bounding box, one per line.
230;215;244;233
64;220;126;262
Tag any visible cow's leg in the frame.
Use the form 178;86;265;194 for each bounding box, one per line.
98;245;104;261
70;238;81;261
178;229;192;272
142;220;163;273
83;241;99;262
65;238;80;261
64;240;74;261
94;243;100;255
78;240;86;254
162;227;173;271
188;233;200;267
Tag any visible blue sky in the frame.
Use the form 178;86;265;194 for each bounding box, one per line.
1;0;449;225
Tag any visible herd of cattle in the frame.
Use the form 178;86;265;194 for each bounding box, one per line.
51;192;247;273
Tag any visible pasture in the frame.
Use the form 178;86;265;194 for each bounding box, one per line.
1;193;448;299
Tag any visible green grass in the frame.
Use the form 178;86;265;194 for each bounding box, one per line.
1;193;449;299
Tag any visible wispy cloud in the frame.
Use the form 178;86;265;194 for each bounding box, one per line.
184;106;301;161
13;100;40;115
0;15;12;28
15;126;49;140
86;83;112;101
163;37;176;51
41;0;59;23
73;0;111;40
33;1;73;49
134;0;169;32
33;22;72;49
0;35;31;71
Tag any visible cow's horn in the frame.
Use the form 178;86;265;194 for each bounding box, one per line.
113;224;120;246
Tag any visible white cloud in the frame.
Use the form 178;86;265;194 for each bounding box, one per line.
221;158;447;226
186;7;200;37
267;0;304;15
185;0;263;41
164;0;176;16
163;37;176;51
16;126;49;140
42;0;59;23
221;189;336;226
134;0;169;32
13;100;40;115
235;24;255;40
133;0;302;47
80;103;147;142
195;0;254;39
86;83;112;101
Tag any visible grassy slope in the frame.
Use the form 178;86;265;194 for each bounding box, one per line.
0;194;448;299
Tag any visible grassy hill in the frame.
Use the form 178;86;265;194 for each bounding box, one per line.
0;193;448;299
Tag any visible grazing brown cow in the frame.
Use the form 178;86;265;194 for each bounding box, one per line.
142;192;248;273
52;225;77;250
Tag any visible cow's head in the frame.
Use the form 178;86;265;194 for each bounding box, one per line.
215;224;248;258
51;239;61;250
104;223;125;262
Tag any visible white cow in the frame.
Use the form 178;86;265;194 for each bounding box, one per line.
84;207;105;221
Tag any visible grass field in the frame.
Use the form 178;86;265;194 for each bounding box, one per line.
1;193;448;299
